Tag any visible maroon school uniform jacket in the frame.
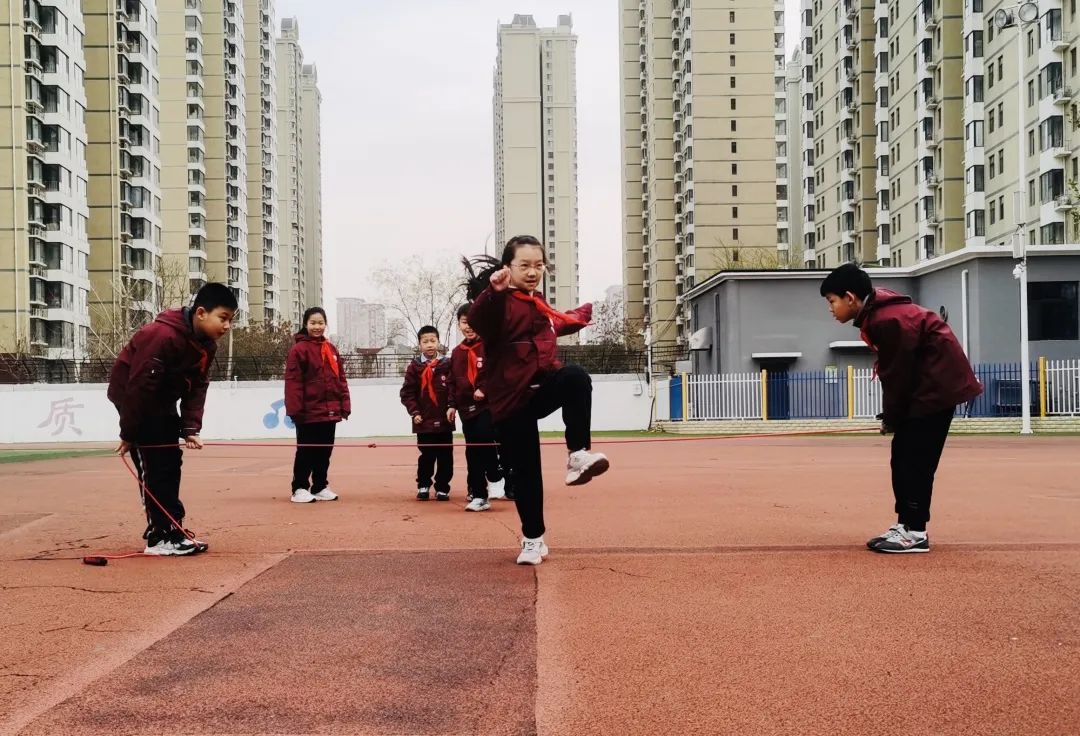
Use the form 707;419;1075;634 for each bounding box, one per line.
447;338;489;421
466;287;592;422
284;334;351;425
854;288;983;424
107;308;216;442
400;355;456;434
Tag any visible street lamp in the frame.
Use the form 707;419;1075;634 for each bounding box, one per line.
994;1;1039;435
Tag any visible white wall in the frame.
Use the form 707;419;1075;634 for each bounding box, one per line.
0;374;653;444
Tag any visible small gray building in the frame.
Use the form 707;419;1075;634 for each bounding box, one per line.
683;246;1080;375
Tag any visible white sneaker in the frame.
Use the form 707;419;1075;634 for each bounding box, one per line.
465;497;491;512
144;530;206;556
291;488;317;503
312;488;339;501
487;477;507;500
565;450;610;486
516;537;549;565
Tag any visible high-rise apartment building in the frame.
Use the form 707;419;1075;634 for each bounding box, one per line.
244;0;279;325
786;49;807;264
621;0;787;349
1;0;93;358
159;0;250;322
276;16;304;326
300;62;321;308
85;0;165;352
3;0;325;357
493;14;579;309
336;298;387;351
802;0;1080;269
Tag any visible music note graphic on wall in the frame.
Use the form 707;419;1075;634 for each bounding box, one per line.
263;399;295;430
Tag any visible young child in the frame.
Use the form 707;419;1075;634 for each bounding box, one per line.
465;236;610;565
284;306;351;503
400;326;456;501
820;263;982;553
108;282;236;556
448;303;507;512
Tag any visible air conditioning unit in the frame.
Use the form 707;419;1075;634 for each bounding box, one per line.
689;326;712;351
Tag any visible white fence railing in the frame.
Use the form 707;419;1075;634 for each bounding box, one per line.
851;368;883;419
1046;359;1080;416
687;372;762;420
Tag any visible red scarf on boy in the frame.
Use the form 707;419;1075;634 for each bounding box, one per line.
419;359;438;404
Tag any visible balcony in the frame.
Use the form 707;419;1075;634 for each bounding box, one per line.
1054;195;1076;211
926;96;939;110
1053;33;1072;52
925;15;939;32
1054;87;1073;105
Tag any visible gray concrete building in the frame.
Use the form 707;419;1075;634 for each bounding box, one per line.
685;247;1080;375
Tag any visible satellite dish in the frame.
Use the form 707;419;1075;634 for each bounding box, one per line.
1017;2;1040;23
993;8;1013;29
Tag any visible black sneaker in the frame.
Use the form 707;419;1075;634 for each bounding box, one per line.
435;491;450;501
866;524;905;550
144;528;207;556
416;487;430;501
871;526;929;554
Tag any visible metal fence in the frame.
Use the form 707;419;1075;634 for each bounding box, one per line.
673;361;1079;421
0;345;650;384
1046;358;1080;415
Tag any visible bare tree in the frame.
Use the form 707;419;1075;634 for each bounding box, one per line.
709;244;788;271
587;291;645;349
86;256;193;359
372;255;466;349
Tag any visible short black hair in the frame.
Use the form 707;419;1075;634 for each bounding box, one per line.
819;263;872;300
193;282;238;313
456;304;472;320
417;325;439;340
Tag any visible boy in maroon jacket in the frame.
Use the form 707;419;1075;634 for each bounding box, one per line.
448;304;507;512
821;264;982;553
108;282;236;556
400;325;456;501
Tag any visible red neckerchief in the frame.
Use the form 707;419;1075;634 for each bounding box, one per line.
420;359;438;404
510;290;587;328
460;340;481;388
320;340;340;378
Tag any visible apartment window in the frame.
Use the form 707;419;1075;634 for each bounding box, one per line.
971;31;984;58
731;141;737;153
729;11;735;22
729;54;736;67
989;114;996;134
730;98;736;110
968;165;985;191
729;33;736;44
731;163;738;175
732;228;739;241
730;76;736;88
969;73;983;101
990;156;996;178
1029;80;1036;106
1029;282;1079;339
732;185;738;196
730;120;737;132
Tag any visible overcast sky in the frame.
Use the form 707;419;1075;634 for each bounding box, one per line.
275;0;801;329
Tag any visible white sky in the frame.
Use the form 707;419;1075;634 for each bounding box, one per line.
275;1;802;330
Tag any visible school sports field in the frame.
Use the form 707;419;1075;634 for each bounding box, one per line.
1;433;1078;736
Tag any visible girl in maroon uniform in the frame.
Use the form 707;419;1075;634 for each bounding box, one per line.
465;236;610;565
284;307;351;503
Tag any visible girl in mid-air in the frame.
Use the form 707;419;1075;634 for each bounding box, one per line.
464;235;609;565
